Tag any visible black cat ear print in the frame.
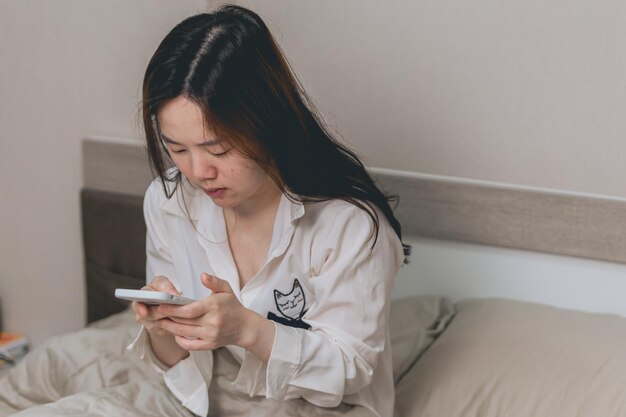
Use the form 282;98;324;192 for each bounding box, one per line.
274;279;301;299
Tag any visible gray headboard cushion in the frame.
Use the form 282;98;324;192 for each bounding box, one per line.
372;172;626;265
81;188;145;323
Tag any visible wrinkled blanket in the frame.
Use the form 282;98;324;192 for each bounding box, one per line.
0;310;369;417
0;296;456;416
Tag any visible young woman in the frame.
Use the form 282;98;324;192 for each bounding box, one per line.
131;4;410;416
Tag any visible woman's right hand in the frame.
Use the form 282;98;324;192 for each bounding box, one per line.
132;275;180;336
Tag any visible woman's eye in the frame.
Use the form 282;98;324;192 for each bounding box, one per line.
210;148;231;157
171;149;186;154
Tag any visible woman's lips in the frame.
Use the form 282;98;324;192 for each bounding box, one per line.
204;187;226;198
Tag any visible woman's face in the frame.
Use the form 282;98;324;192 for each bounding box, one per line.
157;96;277;210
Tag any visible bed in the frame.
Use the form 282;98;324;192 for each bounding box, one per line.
0;137;625;416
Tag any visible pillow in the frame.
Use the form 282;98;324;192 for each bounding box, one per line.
389;296;455;383
394;298;626;417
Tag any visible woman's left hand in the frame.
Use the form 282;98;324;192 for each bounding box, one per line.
157;273;274;357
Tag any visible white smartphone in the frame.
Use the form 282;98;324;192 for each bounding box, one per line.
115;289;195;305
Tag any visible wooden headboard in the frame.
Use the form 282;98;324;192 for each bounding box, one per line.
82;136;626;322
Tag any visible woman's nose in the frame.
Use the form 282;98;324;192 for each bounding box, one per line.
191;155;217;180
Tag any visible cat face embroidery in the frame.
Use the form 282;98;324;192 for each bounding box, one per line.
274;278;307;320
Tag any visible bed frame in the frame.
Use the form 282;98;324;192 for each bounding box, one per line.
81;136;626;322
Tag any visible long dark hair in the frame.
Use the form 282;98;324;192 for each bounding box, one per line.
141;4;410;261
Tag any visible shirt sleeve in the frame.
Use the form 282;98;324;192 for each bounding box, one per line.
233;204;404;407
126;181;210;416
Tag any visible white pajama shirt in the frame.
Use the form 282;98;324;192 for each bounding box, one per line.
129;177;404;416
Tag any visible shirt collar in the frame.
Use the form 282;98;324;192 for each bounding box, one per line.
158;179;206;221
158;182;306;240
266;193;305;260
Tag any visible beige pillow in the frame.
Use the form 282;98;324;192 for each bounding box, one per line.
395;298;626;417
389;296;455;383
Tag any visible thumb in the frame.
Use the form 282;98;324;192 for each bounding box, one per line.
149;276;180;296
201;273;233;294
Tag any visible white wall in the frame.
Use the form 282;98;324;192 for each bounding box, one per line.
216;0;626;198
0;0;208;346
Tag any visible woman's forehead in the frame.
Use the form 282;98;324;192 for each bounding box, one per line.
157;97;221;144
158;97;204;128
